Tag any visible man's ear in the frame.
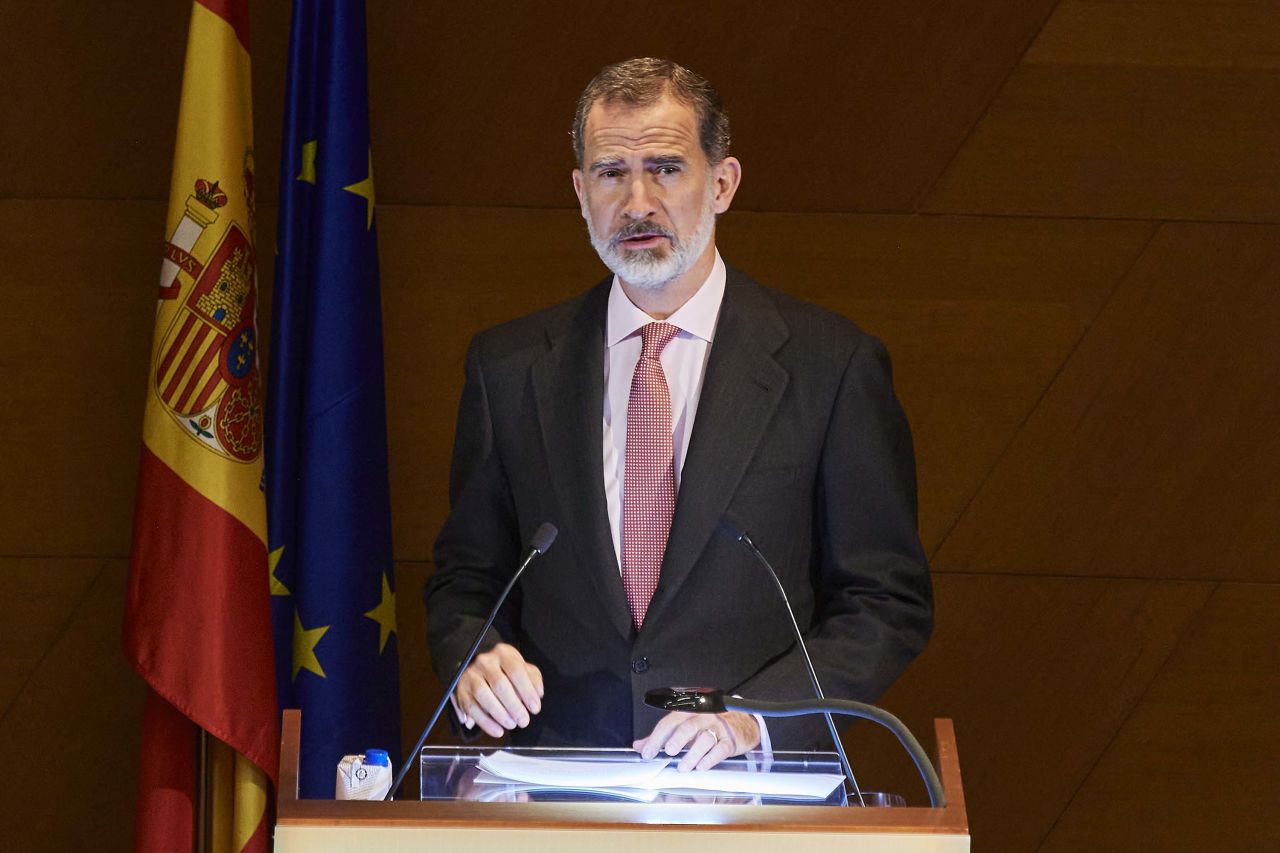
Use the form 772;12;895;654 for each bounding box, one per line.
571;169;587;217
712;156;742;214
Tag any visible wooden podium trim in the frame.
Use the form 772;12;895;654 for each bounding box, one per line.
276;709;968;835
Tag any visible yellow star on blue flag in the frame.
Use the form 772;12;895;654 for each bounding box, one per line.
343;150;375;230
363;573;397;653
292;610;328;681
267;0;401;800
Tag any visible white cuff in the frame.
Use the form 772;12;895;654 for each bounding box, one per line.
753;713;773;760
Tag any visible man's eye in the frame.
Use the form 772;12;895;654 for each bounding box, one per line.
599;169;622;179
657;166;681;175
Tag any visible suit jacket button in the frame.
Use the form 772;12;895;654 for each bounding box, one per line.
631;657;650;674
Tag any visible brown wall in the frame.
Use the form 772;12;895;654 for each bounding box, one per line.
1;1;1277;850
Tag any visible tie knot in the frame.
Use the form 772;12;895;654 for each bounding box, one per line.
640;322;680;360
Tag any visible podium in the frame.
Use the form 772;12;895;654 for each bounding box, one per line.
274;709;969;851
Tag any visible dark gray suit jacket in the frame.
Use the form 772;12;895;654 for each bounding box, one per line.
425;265;932;750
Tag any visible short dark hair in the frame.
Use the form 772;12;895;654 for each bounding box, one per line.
571;58;731;167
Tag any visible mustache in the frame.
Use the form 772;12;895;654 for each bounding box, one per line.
610;221;676;246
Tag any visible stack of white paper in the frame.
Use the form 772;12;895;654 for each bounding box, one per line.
475;751;843;799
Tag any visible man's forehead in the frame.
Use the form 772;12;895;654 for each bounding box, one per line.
582;95;700;159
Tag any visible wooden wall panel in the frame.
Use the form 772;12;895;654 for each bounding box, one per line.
0;560;144;853
1026;0;1280;69
850;298;1095;553
718;214;1152;304
0;0;291;206
935;223;1280;580
842;573;1212;851
1040;583;1280;852
0;200;164;557
0;0;187;200
0;558;99;713
367;0;1060;212
3;0;1059;214
924;2;1280;221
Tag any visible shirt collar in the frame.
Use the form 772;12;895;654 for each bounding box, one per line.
606;250;726;347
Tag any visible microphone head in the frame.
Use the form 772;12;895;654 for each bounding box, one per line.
715;519;747;543
530;522;558;554
644;687;728;714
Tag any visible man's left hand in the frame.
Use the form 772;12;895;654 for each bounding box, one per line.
633;711;761;772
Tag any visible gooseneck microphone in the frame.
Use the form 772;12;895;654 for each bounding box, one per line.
385;522;558;800
715;520;866;805
646;687;946;807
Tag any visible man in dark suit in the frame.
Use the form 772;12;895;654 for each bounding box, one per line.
425;58;932;772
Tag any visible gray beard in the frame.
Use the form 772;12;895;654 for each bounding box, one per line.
586;184;717;290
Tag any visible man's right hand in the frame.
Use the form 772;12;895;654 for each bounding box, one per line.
451;642;544;737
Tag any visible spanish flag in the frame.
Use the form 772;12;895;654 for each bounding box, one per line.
124;1;277;851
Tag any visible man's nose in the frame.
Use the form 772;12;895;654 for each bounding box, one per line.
621;178;657;219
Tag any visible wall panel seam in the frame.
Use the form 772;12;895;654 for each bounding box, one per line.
1030;579;1221;852
0;559;110;726
927;220;1162;565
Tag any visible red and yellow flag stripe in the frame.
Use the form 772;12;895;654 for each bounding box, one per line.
125;2;276;851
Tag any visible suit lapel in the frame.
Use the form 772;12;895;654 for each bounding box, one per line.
644;270;790;628
530;281;634;641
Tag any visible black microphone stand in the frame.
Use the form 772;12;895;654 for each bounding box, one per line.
717;522;866;805
385;523;557;800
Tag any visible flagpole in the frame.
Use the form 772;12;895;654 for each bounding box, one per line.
196;728;208;853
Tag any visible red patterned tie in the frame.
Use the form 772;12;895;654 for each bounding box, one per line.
622;322;681;628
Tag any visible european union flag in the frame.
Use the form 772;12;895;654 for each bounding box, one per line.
266;0;400;799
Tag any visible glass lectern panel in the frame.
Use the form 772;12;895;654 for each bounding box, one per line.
419;745;847;806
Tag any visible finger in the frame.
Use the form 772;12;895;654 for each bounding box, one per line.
480;647;536;723
471;681;519;731
488;671;533;727
453;666;486;717
662;717;704;757
678;728;719;772
456;655;500;705
464;701;506;738
502;658;542;716
636;712;689;759
525;662;544;699
694;735;735;771
633;714;667;758
454;672;483;727
449;693;474;730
